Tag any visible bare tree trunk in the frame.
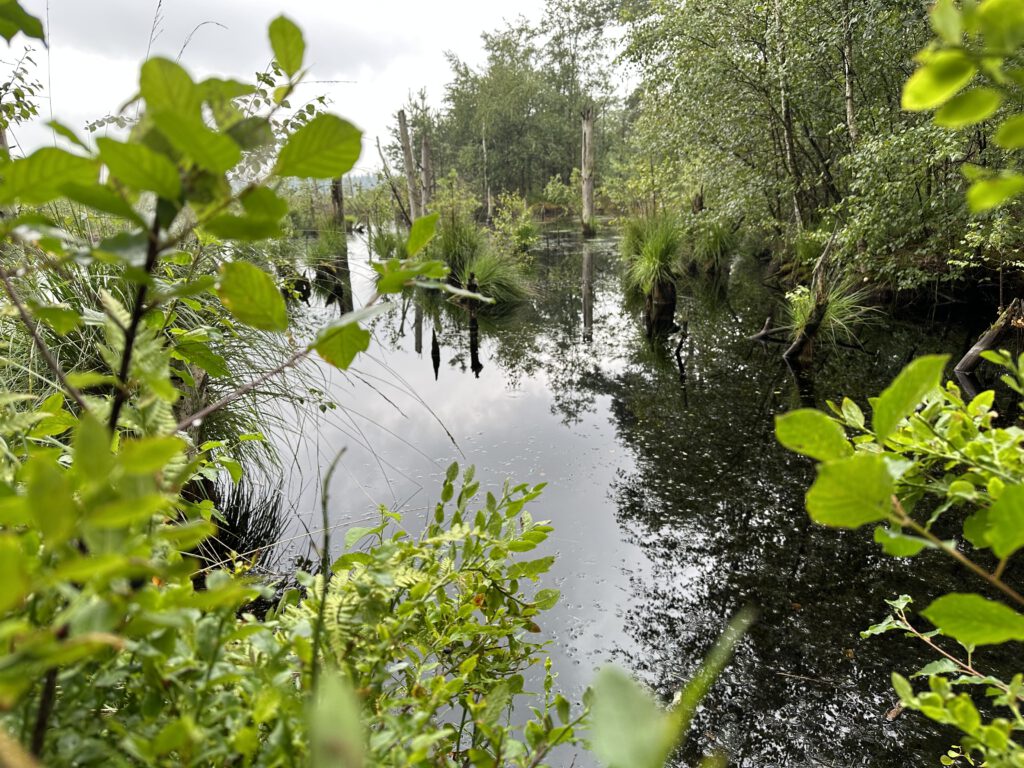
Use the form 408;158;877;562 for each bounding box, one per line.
420;132;433;214
414;302;423;355
330;177;345;226
376;136;412;228
482;124;492;222
842;0;859;146
773;0;804;230
398;109;421;221
581;103;596;237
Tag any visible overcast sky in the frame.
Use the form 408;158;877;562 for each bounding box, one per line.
14;0;546;172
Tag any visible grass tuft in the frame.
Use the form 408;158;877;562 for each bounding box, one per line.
621;214;682;294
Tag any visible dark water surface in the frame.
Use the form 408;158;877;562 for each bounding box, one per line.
280;231;989;767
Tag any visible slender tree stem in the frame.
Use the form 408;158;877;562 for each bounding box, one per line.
108;215;162;431
311;450;345;695
0;266;91;413
29;670;56;758
892;497;1024;608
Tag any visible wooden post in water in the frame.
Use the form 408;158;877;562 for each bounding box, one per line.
431;329;441;381
581;102;596;237
398;109;421;222
582;241;594;342
414;303;423;355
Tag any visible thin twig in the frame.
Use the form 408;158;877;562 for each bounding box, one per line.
892;497;1024;608
310;450;345;695
174;347;310;433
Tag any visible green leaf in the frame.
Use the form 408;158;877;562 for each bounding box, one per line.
775;409;853;462
872;355;949;441
118;436;185;475
874;525;931;557
174;342;230;378
913;659;959;678
590;667;678;768
934;88;1003;128
533;589;560;610
25;460;76;544
31;304;81;335
343;523;385;548
979;0;1024;52
986;484;1024;559
269;16;305;78
406;213;440;258
97;138;181;200
313;305;388;369
140;58;200;117
995;114;1024;149
202;214;283;242
806;453;894;528
152;111;241;174
0;1;45;43
0;147;97;205
0;535;29;612
226;117;275;150
275;115;362;179
968;174;1024;212
315;324;370;370
61;182;145;226
931;0;963;44
88;494;170;528
216;261;288;332
902;51;976;111
923;593;1024;646
240;186;289;221
46;120;88;150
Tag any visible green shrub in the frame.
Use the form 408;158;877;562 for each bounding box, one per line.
783;274;877;347
621;214;682;294
458;248;534;304
688;216;737;273
493;192;539;256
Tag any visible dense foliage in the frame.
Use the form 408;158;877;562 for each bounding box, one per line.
775;4;1024;764
618;0;1024;296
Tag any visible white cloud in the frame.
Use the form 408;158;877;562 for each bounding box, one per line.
14;0;546;168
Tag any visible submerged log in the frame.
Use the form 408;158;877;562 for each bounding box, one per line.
954;298;1022;374
644;280;678;338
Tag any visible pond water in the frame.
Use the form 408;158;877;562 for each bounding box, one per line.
277;230;995;767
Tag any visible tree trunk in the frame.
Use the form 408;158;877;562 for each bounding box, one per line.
398;109;421;221
581;103;596;237
376;136;412;228
482;124;491;222
330;177;349;260
843;0;859;146
773;0;804;230
645;280;677;338
420;132;433;214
